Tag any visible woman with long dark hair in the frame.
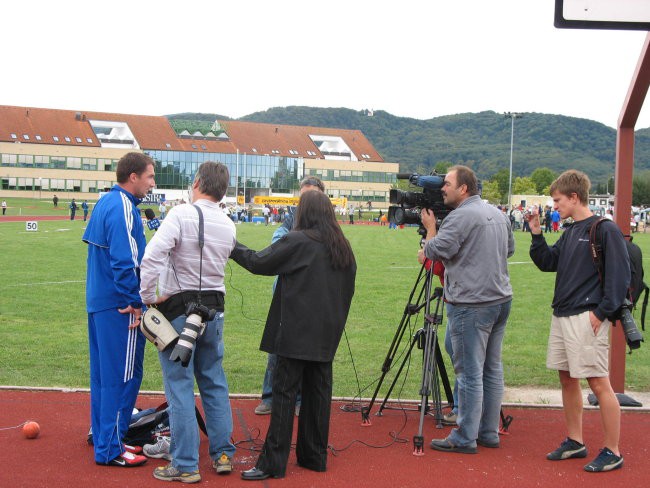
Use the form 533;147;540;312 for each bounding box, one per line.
231;190;356;480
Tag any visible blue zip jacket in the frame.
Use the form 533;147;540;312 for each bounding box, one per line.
82;185;146;313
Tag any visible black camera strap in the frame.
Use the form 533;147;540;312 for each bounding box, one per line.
169;204;206;308
194;204;205;306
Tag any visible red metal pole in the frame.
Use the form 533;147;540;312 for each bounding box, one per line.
611;33;650;392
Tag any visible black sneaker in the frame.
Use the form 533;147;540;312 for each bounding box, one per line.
584;448;624;472
547;438;587;460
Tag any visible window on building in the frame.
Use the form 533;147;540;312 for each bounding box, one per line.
10;133;17;139
53;136;59;142
75;137;82;143
64;136;71;142
35;135;42;141
23;134;30;140
1;154;17;165
87;138;93;143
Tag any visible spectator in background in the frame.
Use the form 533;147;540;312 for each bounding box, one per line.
2;199;7;215
159;200;167;220
544;206;553;233
551;208;561;232
82;200;89;221
53;194;59;208
70;199;78;220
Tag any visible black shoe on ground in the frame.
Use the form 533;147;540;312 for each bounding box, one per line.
584;448;623;472
430;438;477;454
241;467;278;481
547;437;587;460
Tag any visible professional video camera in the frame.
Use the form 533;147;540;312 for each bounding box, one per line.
169;302;217;367
388;172;452;234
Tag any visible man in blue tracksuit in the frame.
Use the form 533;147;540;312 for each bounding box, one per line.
82;152;156;467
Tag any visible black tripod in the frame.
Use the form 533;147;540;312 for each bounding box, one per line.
361;263;453;452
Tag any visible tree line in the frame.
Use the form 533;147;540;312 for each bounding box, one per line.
168;106;650;204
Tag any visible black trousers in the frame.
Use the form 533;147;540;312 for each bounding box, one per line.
255;356;332;477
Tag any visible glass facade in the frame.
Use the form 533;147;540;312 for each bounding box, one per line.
144;150;303;196
0;149;396;201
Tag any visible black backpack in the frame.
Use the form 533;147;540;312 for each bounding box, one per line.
87;402;207;447
590;218;648;331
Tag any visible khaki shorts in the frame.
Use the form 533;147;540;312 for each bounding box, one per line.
546;311;611;378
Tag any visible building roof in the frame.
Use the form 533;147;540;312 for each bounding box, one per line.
0;105;383;161
218;120;384;162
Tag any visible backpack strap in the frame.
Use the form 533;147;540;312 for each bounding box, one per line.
641;286;649;331
589;218;606;282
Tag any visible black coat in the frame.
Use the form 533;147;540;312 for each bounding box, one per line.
231;231;356;362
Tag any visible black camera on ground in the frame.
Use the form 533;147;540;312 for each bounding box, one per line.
618;299;644;350
169;302;217;367
388;172;452;235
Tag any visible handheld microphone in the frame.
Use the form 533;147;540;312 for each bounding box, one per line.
144;208;161;231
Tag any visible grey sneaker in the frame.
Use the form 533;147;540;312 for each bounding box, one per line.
143;435;171;461
442;411;457;426
213;453;232;475
153;464;201;483
254;402;272;415
584;448;623;472
547;438;587;460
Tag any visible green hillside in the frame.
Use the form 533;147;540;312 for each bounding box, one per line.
167;107;650;187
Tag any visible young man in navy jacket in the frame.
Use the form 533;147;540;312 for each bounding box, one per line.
527;170;629;472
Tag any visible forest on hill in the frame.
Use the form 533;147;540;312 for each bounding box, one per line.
168;107;650;191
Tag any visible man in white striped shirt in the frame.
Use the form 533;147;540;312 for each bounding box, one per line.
140;161;237;483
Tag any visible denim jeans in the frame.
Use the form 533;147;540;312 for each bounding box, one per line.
159;312;235;472
445;300;511;447
261;353;301;407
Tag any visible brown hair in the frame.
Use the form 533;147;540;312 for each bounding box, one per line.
300;175;325;192
294;191;355;270
448;165;479;196
549;170;591;204
116;152;155;183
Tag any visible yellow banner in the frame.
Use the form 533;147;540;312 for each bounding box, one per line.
253;196;348;206
237;195;245;205
253;196;299;205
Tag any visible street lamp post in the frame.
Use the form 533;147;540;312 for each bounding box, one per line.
504;112;523;209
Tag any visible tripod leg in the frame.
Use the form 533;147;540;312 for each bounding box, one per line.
376;333;422;416
362;265;429;425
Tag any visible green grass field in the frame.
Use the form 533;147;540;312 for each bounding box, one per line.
1;198;649;400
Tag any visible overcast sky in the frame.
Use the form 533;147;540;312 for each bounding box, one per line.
3;1;650;129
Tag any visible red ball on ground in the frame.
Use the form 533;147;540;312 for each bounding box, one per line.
23;421;40;439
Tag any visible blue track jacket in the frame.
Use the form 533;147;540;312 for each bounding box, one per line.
83;185;146;313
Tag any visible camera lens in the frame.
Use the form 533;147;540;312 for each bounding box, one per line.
169;313;205;367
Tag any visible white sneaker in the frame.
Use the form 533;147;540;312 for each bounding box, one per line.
143;435;172;461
